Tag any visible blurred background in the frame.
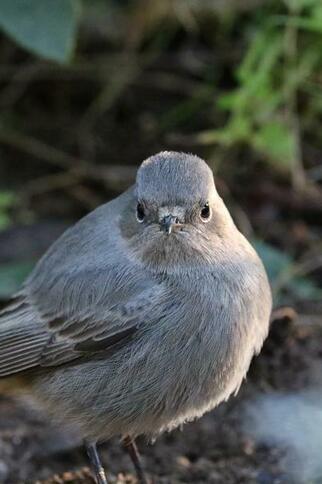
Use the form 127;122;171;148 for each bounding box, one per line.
0;0;321;483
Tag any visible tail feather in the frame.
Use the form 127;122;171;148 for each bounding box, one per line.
0;295;50;378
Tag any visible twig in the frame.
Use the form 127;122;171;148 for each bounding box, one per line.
130;71;202;95
0;63;42;109
80;55;140;128
69;186;103;210
21;171;83;197
0;129;81;169
0;130;136;192
77;52;147;159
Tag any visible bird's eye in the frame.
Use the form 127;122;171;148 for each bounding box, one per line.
136;203;145;222
200;202;211;221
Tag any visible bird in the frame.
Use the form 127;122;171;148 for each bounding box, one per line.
0;151;272;484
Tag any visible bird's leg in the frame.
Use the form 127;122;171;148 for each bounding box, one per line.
85;441;109;484
123;435;149;484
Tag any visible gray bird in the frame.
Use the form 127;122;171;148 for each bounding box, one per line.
0;151;272;484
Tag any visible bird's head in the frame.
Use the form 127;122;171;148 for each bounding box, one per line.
120;151;236;273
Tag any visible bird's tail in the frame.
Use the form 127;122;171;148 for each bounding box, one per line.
0;294;49;379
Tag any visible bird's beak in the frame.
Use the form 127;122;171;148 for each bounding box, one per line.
160;215;181;235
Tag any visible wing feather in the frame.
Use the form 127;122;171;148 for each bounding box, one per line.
0;192;165;377
0;278;163;376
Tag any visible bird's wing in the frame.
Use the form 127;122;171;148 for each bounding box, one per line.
0;295;50;376
0;268;164;377
0;189;167;377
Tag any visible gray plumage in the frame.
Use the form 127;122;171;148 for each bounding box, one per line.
0;151;272;443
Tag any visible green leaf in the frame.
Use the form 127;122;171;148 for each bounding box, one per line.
239;32;282;96
238;28;273;83
0;214;11;230
198;116;251;146
0;191;15;208
0;0;80;62
279;12;322;33
0;191;15;230
217;91;241;111
253;122;296;169
0;261;35;299
285;0;320;10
